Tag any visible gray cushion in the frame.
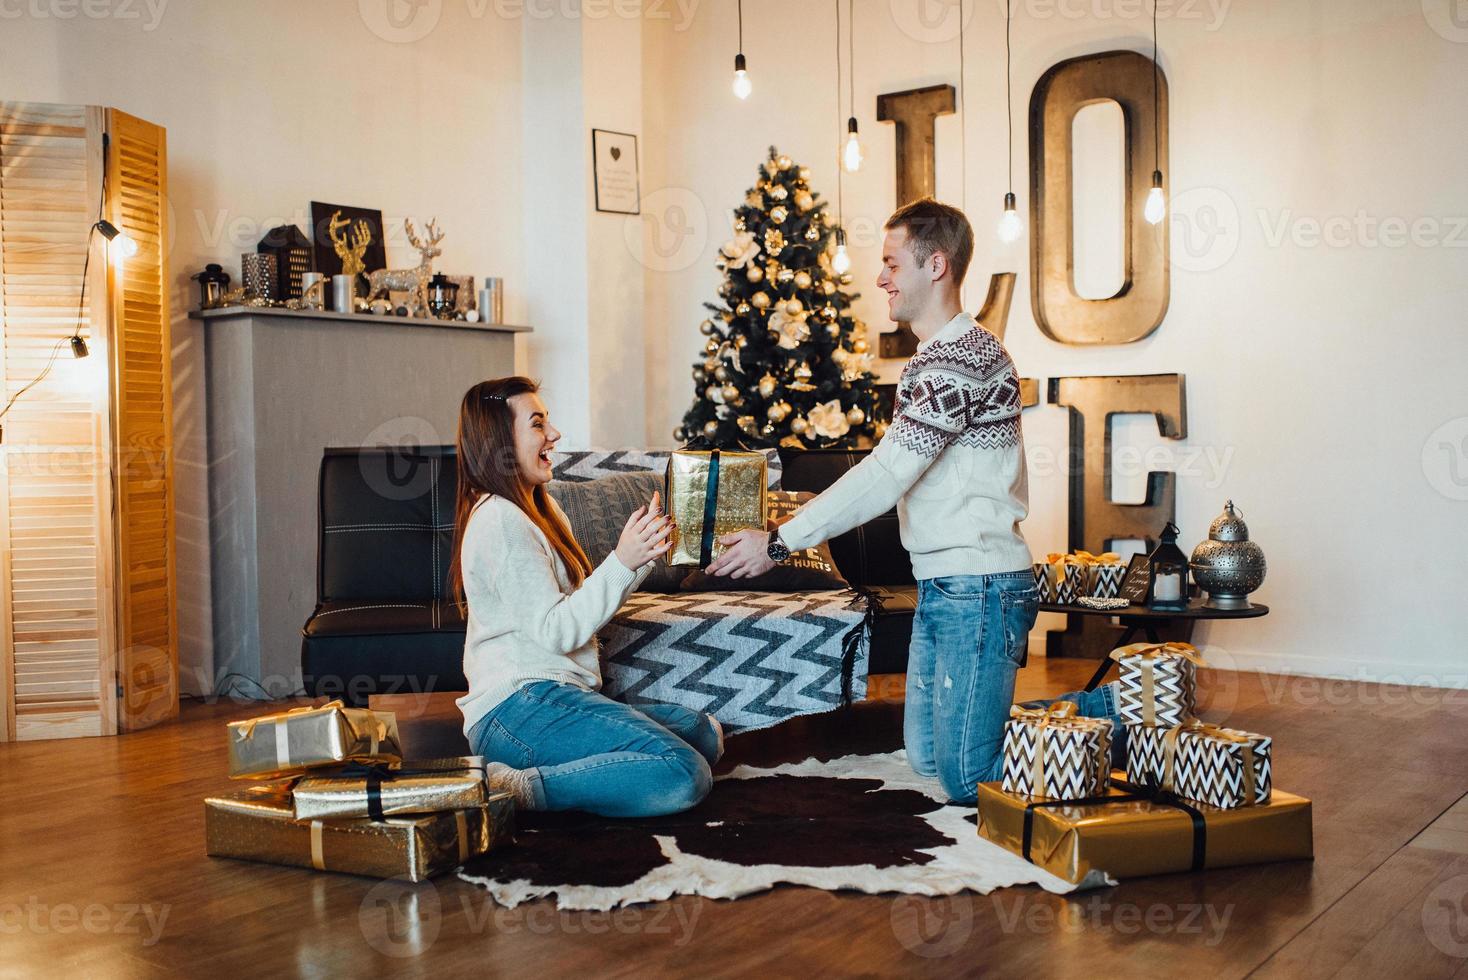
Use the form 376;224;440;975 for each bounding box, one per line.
548;470;686;593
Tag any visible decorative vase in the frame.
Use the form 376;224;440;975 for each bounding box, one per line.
1190;501;1267;610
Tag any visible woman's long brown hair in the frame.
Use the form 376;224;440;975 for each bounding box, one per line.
446;376;593;605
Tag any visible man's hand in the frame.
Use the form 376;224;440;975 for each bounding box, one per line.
704;528;776;579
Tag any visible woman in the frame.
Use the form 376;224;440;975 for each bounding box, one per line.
449;376;723;818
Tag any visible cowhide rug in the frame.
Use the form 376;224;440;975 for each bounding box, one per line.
458;751;1111;910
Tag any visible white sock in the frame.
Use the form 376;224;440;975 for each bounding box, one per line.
707;715;725;762
483;761;538;810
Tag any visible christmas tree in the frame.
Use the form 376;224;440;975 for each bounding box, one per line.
675;147;886;450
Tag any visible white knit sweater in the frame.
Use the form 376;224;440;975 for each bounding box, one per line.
779;312;1032;581
455;493;651;737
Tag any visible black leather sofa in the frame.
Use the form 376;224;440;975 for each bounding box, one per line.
301;446;918;705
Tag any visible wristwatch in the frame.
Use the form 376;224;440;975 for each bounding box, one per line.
766;529;792;564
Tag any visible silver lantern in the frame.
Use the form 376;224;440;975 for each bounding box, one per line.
1189;501;1267;609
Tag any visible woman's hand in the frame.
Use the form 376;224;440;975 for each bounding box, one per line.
614;490;674;570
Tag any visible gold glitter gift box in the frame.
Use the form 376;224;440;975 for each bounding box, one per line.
226;700;402;779
291;757;491;821
204;789;515;881
663;449;768;567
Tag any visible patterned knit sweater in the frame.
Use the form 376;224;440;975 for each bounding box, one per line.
779;312;1032;581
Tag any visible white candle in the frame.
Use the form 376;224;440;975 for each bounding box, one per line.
1152;572;1182;602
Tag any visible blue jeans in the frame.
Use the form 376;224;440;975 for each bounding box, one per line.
905;570;1119;804
467;681;719;818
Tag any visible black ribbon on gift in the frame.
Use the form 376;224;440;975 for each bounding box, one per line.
698;448;722;567
1020;776;1208;873
332;761;487;823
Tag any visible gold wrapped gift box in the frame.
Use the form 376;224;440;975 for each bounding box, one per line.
664;449;768;567
205;790;515;882
227;700;402;779
976;778;1312;885
292;757;490;821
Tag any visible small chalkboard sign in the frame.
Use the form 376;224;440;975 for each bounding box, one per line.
1117;553;1152;606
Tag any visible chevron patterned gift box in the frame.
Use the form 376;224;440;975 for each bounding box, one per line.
1126;720;1273;809
1001;702;1112;800
1111;641;1204;728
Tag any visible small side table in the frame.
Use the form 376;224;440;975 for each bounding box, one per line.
1039;599;1270;691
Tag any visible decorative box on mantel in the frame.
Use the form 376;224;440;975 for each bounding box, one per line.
191;305;530;690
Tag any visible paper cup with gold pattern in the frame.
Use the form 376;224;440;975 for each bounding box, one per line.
1032;562;1055;603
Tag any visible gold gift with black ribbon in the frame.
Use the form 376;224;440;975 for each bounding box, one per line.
227;700;402;779
664;448;768;567
204;791;515;882
1111;642;1204;728
976;776;1312;885
292;757;490;821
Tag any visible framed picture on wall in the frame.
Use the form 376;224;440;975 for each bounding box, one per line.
309;202;387;279
592;129;640;215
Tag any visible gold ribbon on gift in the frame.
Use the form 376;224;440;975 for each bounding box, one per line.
455;811;470;864
310;820;326;870
1010;701;1080;795
1072;550;1122;566
1110;642;1205;726
1160;719;1259;806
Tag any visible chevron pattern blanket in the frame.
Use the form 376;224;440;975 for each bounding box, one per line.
598;590;871;734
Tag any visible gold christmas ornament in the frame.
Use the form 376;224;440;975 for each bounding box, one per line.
762;228;786;255
746;265;764;283
804;226;820;242
769;205;789;225
790;361;816;391
693;367;707;382
758;373;778;398
714;365;730;382
798;166;812;180
734;334;748;349
821;304;837;320
703;420;720;438
777;267;795;284
832;347;849;365
794;190;814;212
699;318;716;335
839;273;853;285
705;337;721;354
735;302;752;317
751;291;771;310
766;400;792;422
826;321;841;338
852;337;869;354
790;415;809;436
721;383;741;403
703;356;719;372
738;415;758;435
784;298;803;315
822;279;837;295
846;406;866;426
776;154;793;170
794;270;812;289
706;384;724;404
808;399;852;439
769;185;788;202
874;419;889;439
674;426;687;442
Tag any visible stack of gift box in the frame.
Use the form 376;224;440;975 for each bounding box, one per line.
978;642;1313;884
204;700;514;881
1033;551;1129;605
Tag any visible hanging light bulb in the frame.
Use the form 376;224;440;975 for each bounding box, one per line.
842;118;863;173
96;218;139;257
732;52;751;100
1144;170;1167;225
996;191;1023;243
831;228;852;275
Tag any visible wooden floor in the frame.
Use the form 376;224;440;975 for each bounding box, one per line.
2;659;1467;978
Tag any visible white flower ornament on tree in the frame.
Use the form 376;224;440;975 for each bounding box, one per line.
809;399;852;439
721;230;761;270
769;308;810;350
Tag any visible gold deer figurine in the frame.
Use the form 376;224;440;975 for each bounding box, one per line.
327;210;373;278
367;218;444;317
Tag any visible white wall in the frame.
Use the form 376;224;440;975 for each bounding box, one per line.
0;0;527;694
639;0;1468;687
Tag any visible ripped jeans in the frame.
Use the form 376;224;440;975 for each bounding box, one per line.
904;570;1118;804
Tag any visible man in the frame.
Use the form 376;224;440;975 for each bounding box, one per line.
706;198;1118;805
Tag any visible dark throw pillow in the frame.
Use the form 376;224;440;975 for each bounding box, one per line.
680;490;849;593
547;469;687;593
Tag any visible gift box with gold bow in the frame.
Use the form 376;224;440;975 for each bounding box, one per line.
664;448;768;567
1126;720;1273;809
975;776;1312;885
204;790;514;882
1111;642;1203;728
1074;550;1126;598
1001;702;1113;800
226;700;402;779
291;757;490;821
1043;553;1090;604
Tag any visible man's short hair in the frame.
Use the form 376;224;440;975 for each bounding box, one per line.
883;198;975;286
